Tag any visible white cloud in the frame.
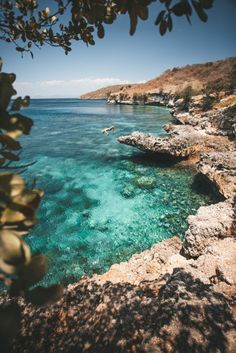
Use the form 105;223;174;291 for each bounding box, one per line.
14;77;131;98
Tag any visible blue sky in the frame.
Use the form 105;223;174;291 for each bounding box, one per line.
1;0;236;98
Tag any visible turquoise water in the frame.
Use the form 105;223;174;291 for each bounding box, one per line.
19;99;216;286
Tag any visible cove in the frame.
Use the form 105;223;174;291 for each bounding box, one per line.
20;99;218;286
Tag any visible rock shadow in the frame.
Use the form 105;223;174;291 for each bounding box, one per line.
191;173;225;202
10;268;236;353
107;151;183;169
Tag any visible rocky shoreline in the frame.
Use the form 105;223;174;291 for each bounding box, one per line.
2;94;236;353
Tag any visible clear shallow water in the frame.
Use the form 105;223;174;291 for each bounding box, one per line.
19;99;217;286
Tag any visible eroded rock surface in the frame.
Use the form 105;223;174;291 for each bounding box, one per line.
182;200;235;258
118;127;233;162
118;129;226;160
197;151;236;198
6;237;236;353
173;96;236;138
2;94;236;353
94;237;184;286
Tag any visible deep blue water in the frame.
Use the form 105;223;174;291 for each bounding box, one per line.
19;99;216;286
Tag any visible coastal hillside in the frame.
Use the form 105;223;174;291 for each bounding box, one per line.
80;56;236;99
80;83;131;100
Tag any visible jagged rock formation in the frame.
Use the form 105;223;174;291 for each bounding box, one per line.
182;200;235;258
2;92;236;353
173;95;236;138
6;236;236;353
118;128;232;160
118;95;236;267
197;152;236;198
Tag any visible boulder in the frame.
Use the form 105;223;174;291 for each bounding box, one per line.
182;200;235;258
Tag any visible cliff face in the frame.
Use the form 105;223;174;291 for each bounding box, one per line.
5;98;236;353
80;56;236;100
118;94;236;265
3;85;236;353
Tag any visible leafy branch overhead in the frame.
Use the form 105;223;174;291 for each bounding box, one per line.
0;0;214;55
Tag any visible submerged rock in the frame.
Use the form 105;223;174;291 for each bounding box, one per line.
121;184;136;198
133;176;157;189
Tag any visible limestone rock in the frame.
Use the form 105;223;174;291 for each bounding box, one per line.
118;127;231;161
182;200;235;258
197;151;236;198
95;237;183;286
172;96;236;138
6;236;236;353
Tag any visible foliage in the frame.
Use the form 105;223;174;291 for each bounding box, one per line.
0;64;63;353
203;63;236;96
204;80;223;95
0;0;214;56
133;92;138;102
106;90;111;99
132;92;148;104
226;63;236;94
175;85;194;110
202;94;215;111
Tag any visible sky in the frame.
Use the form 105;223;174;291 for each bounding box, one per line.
1;0;236;98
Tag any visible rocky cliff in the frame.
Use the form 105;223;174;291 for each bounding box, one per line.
2;93;236;353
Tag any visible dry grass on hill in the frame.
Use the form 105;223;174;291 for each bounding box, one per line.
81;56;236;99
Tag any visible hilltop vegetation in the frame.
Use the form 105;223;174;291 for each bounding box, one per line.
81;56;236;99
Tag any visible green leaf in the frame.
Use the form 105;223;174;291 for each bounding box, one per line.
160;19;167;36
129;9;138;35
11;97;22;111
0;303;21;353
137;6;148;21
1;208;25;224
0;113;33;136
199;0;214;9
0;134;21;150
14;189;43;212
0;230;30;274
171;3;185;16
97;24;105;39
0;73;17;111
155;10;165;26
0;151;20;161
0;173;25;198
22;96;30;107
16;47;25;52
192;0;208;22
19;254;48;288
89;39;95;45
25;284;63;306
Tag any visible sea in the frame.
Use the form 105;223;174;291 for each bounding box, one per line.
18;99;217;286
